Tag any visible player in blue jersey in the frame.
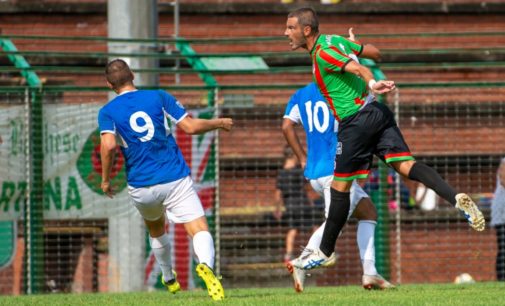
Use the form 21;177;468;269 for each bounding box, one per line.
98;59;232;300
282;83;394;292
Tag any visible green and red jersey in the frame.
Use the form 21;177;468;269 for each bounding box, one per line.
310;34;369;121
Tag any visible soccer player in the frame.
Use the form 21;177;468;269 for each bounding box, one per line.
98;59;231;300
283;82;394;291
284;7;485;270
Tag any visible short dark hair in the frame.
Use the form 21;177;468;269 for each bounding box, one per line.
288;7;319;34
105;59;134;90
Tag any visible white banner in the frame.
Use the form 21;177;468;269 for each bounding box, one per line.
0;103;134;221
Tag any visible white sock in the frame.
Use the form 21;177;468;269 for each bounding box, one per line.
193;231;215;269
301;222;326;257
150;233;174;282
357;220;378;276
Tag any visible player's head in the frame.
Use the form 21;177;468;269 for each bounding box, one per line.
105;59;134;92
285;7;319;51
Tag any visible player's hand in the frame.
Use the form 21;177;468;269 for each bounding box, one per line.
348;27;356;41
101;181;115;198
300;157;307;170
219;118;233;131
371;80;396;94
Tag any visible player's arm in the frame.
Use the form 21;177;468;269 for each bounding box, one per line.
317;46;391;93
282;118;307;168
344;60;396;94
348;28;381;62
360;44;381;62
498;159;505;188
100;132;117;198
273;188;283;220
177;116;233;135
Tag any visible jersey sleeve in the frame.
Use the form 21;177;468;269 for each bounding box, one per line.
330;35;363;56
283;93;302;124
159;90;188;123
98;108;116;135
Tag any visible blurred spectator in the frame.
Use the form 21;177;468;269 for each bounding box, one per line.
491;157;505;281
274;146;316;262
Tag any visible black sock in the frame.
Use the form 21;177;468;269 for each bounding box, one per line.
319;189;350;257
408;162;457;205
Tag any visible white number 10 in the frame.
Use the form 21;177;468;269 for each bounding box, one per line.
304;100;330;133
130;111;154;142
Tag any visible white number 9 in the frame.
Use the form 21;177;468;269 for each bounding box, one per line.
129;111;154;142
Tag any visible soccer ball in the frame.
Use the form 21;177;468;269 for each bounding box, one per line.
454;273;475;284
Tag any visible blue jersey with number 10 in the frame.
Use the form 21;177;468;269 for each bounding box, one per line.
283;83;337;180
98;89;190;188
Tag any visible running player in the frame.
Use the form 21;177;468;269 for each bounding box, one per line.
283;82;394;291
284;7;485;270
98;59;231;300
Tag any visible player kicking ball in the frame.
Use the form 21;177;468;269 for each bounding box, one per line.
99;59;232;300
282;83;394;291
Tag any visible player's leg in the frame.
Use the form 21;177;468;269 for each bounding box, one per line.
313;103;385;263
167;176;224;300
184;217;225;301
350;193;378;278
299;175;333;258
129;185;179;293
350;189;394;289
287;175;330;292
285;228;298;263
317;179;353;257
381;125;485;231
313;114;375;263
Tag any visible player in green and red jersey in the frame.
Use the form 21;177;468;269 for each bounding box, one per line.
284;7;485;271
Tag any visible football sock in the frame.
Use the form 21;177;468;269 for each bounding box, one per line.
302;221;325;257
357;220;378;276
408;162;457;205
150;233;174;282
193;231;215;269
320;189;350;257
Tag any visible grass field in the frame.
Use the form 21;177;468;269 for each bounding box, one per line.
2;282;504;306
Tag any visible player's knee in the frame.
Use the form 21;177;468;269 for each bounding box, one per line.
185;216;209;237
144;215;166;237
354;198;377;221
391;160;416;177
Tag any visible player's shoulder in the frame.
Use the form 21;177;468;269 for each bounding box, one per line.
99;96;120;114
294;83;319;99
319;34;345;45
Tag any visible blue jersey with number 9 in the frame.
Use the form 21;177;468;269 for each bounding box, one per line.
98;89;190;187
283;83;337;180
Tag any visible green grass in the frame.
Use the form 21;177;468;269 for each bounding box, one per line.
2;282;504;306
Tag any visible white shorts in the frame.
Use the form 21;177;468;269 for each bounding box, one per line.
309;175;369;219
128;176;204;223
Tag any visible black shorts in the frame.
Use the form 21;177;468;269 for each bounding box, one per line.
334;101;414;181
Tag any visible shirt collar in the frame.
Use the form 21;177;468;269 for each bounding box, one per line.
118;89;138;96
309;34;322;55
